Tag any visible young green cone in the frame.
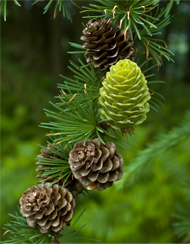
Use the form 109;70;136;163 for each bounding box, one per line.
99;59;151;132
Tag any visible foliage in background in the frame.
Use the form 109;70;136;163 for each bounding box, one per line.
153;0;180;16
173;176;190;242
0;0;78;22
33;0;78;21
119;110;190;187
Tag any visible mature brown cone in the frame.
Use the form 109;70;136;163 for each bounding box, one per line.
68;138;123;191
64;178;84;199
36;144;84;198
81;18;134;70
20;183;75;233
36;144;60;181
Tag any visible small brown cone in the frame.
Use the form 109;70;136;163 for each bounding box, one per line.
81;18;134;70
64;177;84;199
36;144;84;198
20;183;75;233
68;138;123;191
36;144;60;182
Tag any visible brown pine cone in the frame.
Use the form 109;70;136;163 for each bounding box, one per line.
64;178;84;199
36;144;61;181
40;144;60;158
81;18;134;70
36;144;84;198
68;138;123;191
20;183;75;233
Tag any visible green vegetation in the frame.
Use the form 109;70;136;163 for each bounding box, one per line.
1;0;190;243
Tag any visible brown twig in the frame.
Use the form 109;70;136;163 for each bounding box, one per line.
112;5;118;19
138;6;146;22
69;93;77;102
3;230;11;236
58;94;65;103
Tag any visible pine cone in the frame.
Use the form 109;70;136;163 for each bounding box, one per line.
65;178;84;199
36;144;61;182
68;138;123;191
36;144;84;198
99;59;151;132
20;183;75;233
81;18;134;70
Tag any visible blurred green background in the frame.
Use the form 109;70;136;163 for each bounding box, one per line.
1;0;190;243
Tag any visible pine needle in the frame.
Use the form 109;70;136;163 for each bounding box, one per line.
1;208;86;244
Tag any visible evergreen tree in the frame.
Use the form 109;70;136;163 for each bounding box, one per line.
2;0;190;243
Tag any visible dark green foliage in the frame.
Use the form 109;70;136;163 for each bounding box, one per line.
0;0;79;22
68;42;85;55
1;211;54;244
41;91;117;146
33;0;77;21
82;0;157;38
1;209;86;244
153;0;180;16
139;7;174;65
0;0;21;21
40;58;120;146
58;59;103;103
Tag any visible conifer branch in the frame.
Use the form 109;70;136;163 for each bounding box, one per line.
1;209;86;244
36;142;72;186
81;1;174;65
173;176;190;241
82;0;158;39
41;91;117;146
139;7;174;65
119;110;190;188
153;0;180;16
33;0;78;21
0;0;21;21
57;59;103;104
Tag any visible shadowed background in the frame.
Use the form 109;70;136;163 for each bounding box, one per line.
1;0;190;242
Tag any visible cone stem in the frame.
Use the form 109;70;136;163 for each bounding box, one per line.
53;233;60;244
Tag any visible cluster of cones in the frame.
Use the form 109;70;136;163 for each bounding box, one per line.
20;138;124;234
19;16;135;236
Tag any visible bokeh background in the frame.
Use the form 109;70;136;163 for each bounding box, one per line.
1;0;190;243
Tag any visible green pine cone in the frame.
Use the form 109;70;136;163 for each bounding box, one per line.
99;59;151;131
